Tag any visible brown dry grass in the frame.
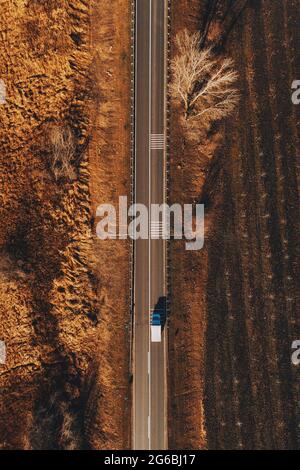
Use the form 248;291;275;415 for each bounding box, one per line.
48;124;76;180
0;0;131;450
168;0;209;451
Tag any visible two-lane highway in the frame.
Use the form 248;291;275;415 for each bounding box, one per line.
133;0;168;450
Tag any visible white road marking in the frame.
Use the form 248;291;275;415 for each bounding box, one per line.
163;0;168;450
148;0;152;451
133;0;137;451
148;415;151;440
150;133;165;149
150;220;167;238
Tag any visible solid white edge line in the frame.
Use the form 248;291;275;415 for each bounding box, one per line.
163;0;168;450
148;415;151;440
133;0;137;451
148;0;152;452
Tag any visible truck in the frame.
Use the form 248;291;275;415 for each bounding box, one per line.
150;297;166;343
151;311;162;343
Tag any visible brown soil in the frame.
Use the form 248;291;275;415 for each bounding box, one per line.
0;0;131;450
168;0;208;450
169;0;300;450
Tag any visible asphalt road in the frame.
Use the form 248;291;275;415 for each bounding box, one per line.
133;0;168;450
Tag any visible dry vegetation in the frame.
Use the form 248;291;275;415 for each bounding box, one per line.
171;29;239;132
0;0;131;449
48;124;76;181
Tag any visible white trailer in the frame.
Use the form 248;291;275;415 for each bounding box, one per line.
151;324;161;343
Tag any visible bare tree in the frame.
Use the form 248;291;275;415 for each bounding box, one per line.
170;29;239;130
